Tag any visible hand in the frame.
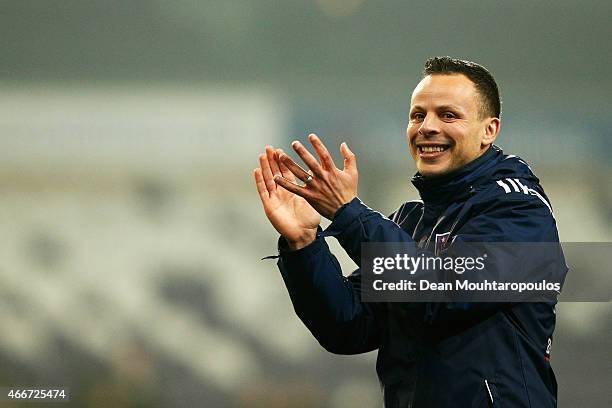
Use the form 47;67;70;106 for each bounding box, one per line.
254;146;321;250
274;134;358;220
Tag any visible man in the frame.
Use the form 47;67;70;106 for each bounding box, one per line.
254;57;565;407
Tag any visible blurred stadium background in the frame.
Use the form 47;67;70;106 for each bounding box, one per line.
0;1;610;407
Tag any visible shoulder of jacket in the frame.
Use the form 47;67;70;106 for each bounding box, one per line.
471;177;555;218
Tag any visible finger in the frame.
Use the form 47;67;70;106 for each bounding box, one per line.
274;175;311;199
291;140;324;178
278;151;312;183
259;153;276;194
276;149;295;182
340;142;357;172
253;168;269;202
308;133;337;170
266;145;281;178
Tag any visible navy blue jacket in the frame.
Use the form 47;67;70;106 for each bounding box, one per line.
276;146;567;407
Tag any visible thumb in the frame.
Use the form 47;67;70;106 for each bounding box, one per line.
340;142;356;172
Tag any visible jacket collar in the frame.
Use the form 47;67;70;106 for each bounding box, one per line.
411;145;503;205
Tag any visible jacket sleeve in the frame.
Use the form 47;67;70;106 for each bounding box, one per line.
277;235;384;354
322;197;417;266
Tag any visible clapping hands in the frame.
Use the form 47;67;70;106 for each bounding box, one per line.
254;134;358;249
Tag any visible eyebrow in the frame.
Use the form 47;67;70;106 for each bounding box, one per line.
410;104;464;112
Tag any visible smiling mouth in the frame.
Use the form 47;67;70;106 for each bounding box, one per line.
416;144;451;160
418;145;449;153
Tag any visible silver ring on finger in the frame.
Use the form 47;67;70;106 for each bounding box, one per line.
304;175;314;184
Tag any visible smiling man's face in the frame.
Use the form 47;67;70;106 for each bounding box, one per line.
407;74;500;177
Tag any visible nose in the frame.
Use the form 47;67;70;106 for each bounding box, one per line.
418;114;440;136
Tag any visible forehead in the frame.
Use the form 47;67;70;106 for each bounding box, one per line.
410;74;479;110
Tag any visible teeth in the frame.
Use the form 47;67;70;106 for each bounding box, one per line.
420;146;447;153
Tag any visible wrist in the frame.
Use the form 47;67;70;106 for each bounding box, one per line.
286;230;317;250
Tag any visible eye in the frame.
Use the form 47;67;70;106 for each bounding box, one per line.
411;112;425;122
442;112;456;120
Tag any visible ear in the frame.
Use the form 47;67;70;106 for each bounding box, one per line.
481;117;501;147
